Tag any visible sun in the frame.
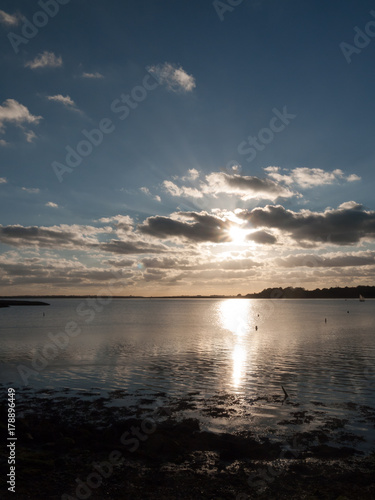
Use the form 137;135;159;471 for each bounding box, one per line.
228;225;247;244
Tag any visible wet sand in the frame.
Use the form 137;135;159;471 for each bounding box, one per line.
1;387;374;499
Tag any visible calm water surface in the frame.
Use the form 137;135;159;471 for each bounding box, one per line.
1;298;374;404
2;298;375;446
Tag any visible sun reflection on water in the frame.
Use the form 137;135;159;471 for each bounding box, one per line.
232;343;247;388
218;299;257;389
219;298;254;336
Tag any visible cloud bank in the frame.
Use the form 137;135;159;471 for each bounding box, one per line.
264;166;361;188
240;201;375;246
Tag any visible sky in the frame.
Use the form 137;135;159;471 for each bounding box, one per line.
0;0;375;296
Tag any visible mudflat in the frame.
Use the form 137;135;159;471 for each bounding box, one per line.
1;387;374;499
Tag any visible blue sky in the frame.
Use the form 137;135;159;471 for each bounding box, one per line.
0;0;375;295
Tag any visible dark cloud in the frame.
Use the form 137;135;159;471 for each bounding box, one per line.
240;203;375;246
224;174;288;195
71;269;133;281
0;259;135;287
173;268;258;281
143;269;168;281
203;172;294;200
142;257;188;269
0;263;36;277
247;230;277;245
0;225;86;248
0;224;165;255
106;259;135;267
138;212;232;243
140;256;261;271
276;252;375;268
98;240;166;254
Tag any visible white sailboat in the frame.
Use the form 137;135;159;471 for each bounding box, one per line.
359;294;365;302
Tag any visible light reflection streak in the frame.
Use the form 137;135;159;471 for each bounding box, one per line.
218;299;256;389
232;343;247;388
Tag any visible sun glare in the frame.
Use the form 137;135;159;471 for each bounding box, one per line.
228;225;247;244
219;299;252;336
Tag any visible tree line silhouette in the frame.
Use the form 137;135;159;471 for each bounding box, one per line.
245;286;375;299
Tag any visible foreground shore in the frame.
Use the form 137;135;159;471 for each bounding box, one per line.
1;387;374;499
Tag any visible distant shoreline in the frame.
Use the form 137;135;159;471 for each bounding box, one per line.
0;300;50;308
1;285;374;300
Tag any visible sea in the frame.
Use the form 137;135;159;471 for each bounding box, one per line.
1;298;374;445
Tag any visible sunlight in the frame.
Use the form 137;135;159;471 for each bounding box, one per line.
219;299;253;336
232;343;247;388
218;299;257;390
228;225;247;244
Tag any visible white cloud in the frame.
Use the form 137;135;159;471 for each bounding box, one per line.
47;94;77;110
22;187;40;194
337;200;363;210
347;174;361;182
0;139;8;147
147;62;196;92
0;177;7;184
0;99;42;137
182;168;200;181
264;166;360;188
82;72;104;79
163;180;203;198
140;187;162;202
99;215;133;231
25;51;63;69
0;9;20;26
25;130;37;143
46;202;59;208
162;169;294;201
